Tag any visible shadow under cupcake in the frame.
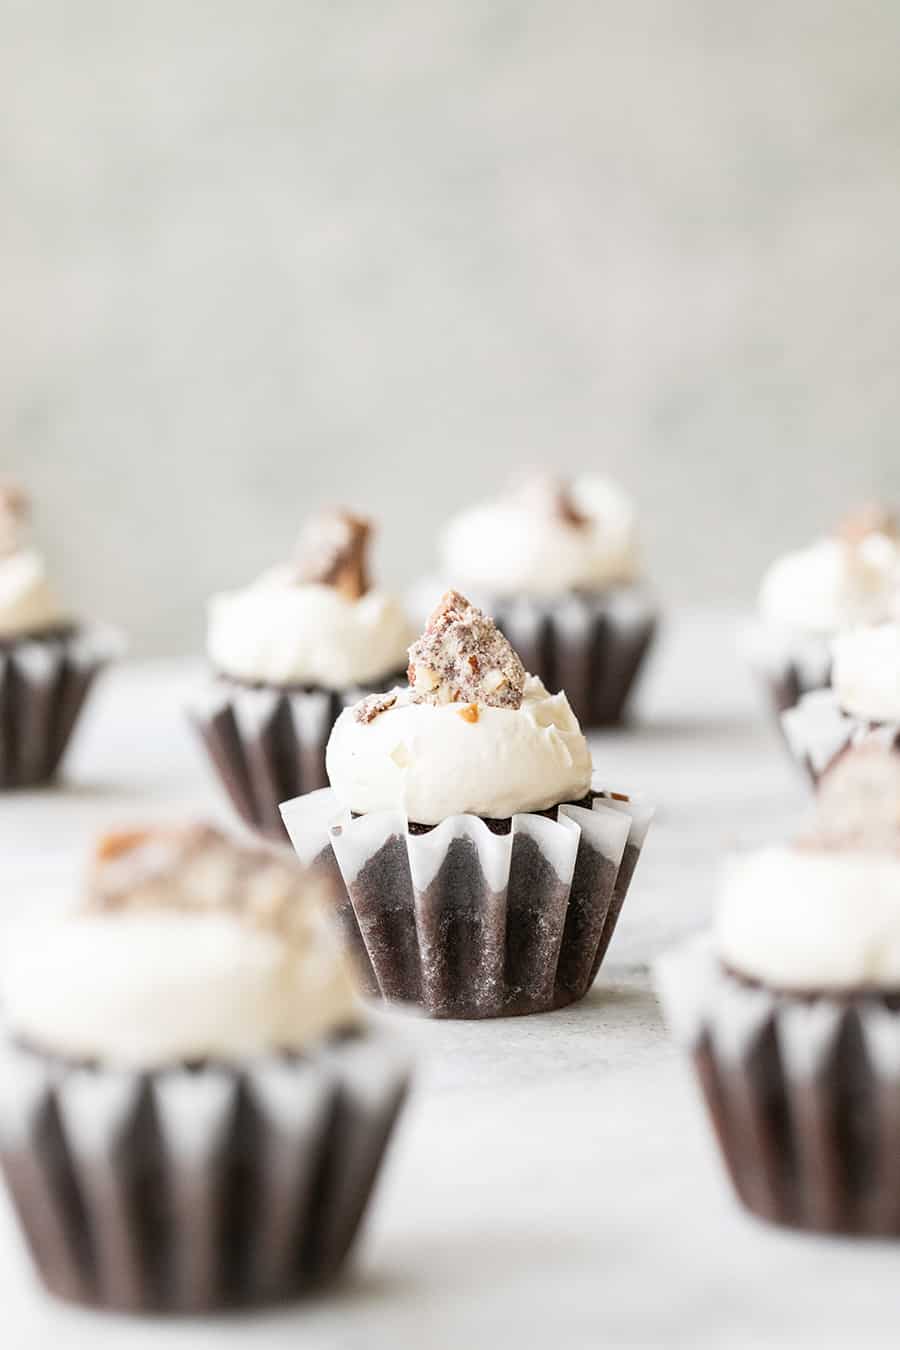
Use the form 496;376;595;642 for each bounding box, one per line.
657;742;900;1236
283;589;652;1019
0;824;409;1312
0;484;121;787
190;509;411;842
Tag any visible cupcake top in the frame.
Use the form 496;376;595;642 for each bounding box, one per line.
439;473;639;598
207;508;411;689
0;484;69;640
758;504;900;637
716;742;900;992
2;824;359;1067
326;590;593;823
832;620;900;724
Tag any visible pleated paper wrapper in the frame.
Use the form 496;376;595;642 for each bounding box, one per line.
0;1030;409;1312
0;625;122;788
657;937;900;1236
188;673;404;843
282;786;653;1019
782;688;898;784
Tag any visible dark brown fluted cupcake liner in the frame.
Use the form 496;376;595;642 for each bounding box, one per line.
189;671;405;844
486;588;656;726
0;1030;409;1312
283;787;652;1019
657;939;900;1236
0;625;121;789
781;688;898;785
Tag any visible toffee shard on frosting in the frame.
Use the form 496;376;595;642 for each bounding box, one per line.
84;822;323;936
293;508;371;600
839;502;899;548
513;472;588;529
0;482;29;558
407;589;526;710
805;739;900;851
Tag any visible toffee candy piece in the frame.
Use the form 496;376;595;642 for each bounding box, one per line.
293;508;371;601
812;738;900;850
407;589;526;710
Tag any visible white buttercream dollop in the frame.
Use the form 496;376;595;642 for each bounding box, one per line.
207;566;411;689
440;476;639;598
832;622;900;723
716;845;900;991
0;549;69;638
758;533;900;637
326;674;592;823
2;899;358;1069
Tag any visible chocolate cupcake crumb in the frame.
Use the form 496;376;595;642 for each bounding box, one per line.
407;589;526;710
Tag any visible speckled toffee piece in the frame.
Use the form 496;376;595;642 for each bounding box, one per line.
513;472;589;529
407;589;526;710
84;822;323;939
293;508;371;601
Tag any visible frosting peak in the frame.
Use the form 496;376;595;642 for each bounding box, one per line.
832;621;900;724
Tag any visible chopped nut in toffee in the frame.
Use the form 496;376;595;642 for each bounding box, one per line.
407;589;526;711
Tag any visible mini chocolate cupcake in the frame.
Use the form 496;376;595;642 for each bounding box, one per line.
0;484;121;787
0;823;409;1312
745;504;900;720
282;590;653;1019
190;509;412;841
413;473;656;726
657;742;900;1236
782;619;900;782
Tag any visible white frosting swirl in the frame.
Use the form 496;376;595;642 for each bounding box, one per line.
326;675;592;823
0;549;68;638
758;533;900;637
716;845;900;991
440;476;639;597
2;902;359;1068
832;622;900;723
207;567;411;689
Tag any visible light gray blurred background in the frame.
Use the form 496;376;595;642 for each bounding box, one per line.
3;0;900;655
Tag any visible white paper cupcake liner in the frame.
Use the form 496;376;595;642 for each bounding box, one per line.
781;688;898;784
656;937;900;1235
0;624;122;788
282;785;653;1019
0;1030;409;1311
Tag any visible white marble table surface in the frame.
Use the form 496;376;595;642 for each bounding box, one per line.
0;613;896;1350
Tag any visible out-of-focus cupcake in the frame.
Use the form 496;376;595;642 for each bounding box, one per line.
190;509;412;841
0;484;121;787
783;619;900;782
657;742;900;1236
745;504;900;719
411;473;656;726
0;823;408;1312
283;590;652;1018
